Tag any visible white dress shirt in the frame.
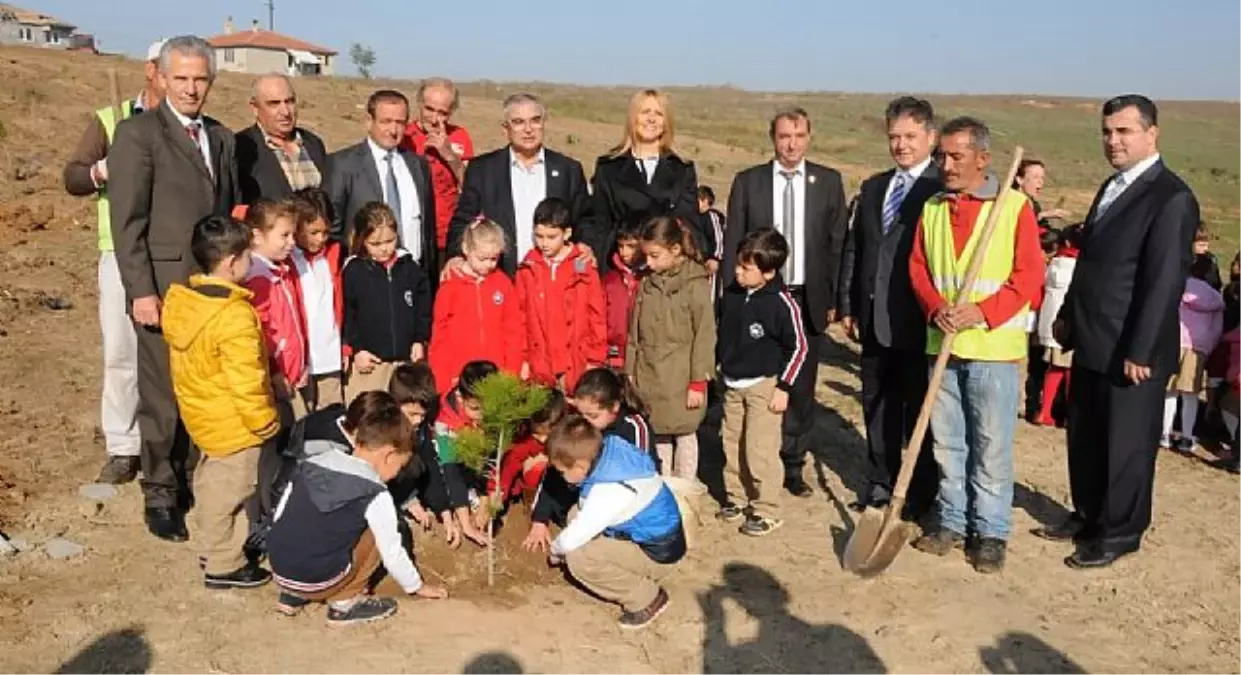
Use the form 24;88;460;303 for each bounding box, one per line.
510;147;548;261
772;159;807;286
166;99;212;179
882;155;933;210
291;248;342;375
1094;152;1161;220
636;156;659;184
367;138;423;261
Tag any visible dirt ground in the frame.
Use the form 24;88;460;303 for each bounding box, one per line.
1;47;1239;673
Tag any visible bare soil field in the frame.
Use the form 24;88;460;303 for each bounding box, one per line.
0;47;1238;673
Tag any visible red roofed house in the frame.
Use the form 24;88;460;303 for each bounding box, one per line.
206;17;336;77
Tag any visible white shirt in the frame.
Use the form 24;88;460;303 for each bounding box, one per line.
367;138;423;261
166;98;212;179
882;155;933;210
510;147;548;261
771;159;807;285
1095;152;1161;220
636;156;659;184
550;474;665;556
291;248;342;375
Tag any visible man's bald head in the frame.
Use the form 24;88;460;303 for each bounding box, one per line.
250;74;298;139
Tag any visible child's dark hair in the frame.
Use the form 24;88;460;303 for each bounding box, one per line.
533;197;571;231
1195;224;1210;243
640;215;702;264
1190;254;1217;282
530;389;568;434
342;390;415;456
191;215;251;273
291;187;335;232
616;211;645;244
388;362;438;411
1059;224;1083;250
697;185;716;206
1039;228;1061;255
573;367;650;417
546;413;603;467
737;229;790;275
244;197;298;233
349;202;399;257
458;360;499;399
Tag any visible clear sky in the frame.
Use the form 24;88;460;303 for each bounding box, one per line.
33;0;1241;101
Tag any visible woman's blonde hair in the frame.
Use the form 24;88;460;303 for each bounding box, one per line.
608;88;676;159
461;216;507;255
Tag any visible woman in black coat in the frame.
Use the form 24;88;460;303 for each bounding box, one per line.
586;89;711;273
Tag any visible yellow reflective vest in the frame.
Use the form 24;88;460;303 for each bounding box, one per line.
94;101;136;252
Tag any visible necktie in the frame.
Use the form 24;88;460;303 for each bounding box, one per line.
184;121;202;149
384;152;403;235
1093;174;1126;220
780;169;797;283
882;173;907;234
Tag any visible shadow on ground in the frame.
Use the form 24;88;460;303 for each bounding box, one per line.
462;651;525;673
980;631;1087;673
54;626;151;674
700;562;885;673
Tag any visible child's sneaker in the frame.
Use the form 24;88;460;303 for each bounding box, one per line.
276;591;311;616
739;514;783;537
204;563;272;590
1176;436;1196;453
715;503;745;523
1159;434;1174;449
326;597;398;626
618;587;670;630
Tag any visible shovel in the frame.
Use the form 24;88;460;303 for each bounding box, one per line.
843;147;1026;578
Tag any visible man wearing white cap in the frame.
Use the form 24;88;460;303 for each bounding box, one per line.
63;39;167;484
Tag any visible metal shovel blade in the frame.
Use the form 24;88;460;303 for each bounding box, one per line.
843;504;913;578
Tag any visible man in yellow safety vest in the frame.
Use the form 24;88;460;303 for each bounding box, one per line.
906;116;1045;574
62;40;166;485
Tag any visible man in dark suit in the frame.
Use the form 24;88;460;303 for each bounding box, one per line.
721;107;849;497
1042;94;1199;569
109;35;239;541
235;74;328;203
443;92;591;278
837;97;942;518
327;90;436;272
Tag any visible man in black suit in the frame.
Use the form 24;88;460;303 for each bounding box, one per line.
837;97;942;517
721;107;849;497
108;35;239;541
326;90;436;272
443;92;591;278
235;74;328;203
1041;94;1199;569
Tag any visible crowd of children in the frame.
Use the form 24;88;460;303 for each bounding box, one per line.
160;180;824;630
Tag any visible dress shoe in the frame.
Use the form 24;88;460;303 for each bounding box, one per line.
783;478;813;498
145;507;188;542
1064;540;1140;569
95;456;140;484
1031;515;1087;542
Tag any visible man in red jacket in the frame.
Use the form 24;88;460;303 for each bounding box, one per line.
517;198;606;393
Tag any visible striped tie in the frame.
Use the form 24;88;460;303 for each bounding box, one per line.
882;173;907;234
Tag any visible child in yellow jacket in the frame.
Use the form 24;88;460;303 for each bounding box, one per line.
162;215;281;590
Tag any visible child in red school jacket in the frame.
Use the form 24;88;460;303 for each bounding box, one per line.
516;197;606;393
243;198;309;417
428;218;526;392
603;213;647;369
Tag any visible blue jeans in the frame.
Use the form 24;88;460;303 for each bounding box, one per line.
929;359;1019;541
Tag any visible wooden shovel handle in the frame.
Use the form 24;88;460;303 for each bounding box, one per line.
889;147;1026;506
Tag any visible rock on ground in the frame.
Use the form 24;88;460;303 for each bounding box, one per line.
44;538;85;560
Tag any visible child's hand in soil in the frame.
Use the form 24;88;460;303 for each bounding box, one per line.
521;522;550;552
471;497;493;531
414;584;449;600
459;519;490;547
442;516;462;549
405;502;433;531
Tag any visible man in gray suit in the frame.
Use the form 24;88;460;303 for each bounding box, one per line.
109;35;239;542
327;89;436;273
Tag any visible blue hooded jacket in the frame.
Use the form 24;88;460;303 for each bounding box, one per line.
579;436;682;547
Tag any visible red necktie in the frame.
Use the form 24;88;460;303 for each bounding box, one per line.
185;122;202;149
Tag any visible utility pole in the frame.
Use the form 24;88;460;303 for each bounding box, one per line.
265;0;275;30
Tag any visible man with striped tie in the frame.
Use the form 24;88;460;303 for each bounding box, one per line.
838;97;944;520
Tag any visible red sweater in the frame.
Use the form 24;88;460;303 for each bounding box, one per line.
604;253;645;369
484;435;547;503
910;190;1044;334
428;267;526;390
245;253;309;387
516;247;606;393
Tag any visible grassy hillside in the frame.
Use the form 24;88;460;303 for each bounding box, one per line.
1;46;1236;254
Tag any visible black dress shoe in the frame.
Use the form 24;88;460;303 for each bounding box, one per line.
784;478;813;498
145;507;188;543
1032;515;1087;542
1064;540;1140;569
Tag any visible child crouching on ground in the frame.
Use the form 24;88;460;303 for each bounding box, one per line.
162;215;281;588
546;415;685;629
267;391;447;626
434;360;498;547
388;363;460;547
474;390;568;530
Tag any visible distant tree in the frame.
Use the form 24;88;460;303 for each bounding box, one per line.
349;43;376;79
